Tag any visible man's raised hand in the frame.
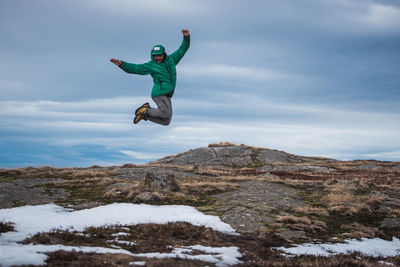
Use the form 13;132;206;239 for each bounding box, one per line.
182;29;189;36
110;58;121;66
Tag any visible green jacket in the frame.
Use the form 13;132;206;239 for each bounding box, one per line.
119;35;190;98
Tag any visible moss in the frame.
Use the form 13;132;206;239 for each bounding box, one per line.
41;180;114;207
0;177;14;183
162;193;218;207
12;200;26;207
297;190;326;207
197;203;224;216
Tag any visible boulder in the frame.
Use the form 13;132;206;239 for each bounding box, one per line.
381;218;400;229
144;172;180;192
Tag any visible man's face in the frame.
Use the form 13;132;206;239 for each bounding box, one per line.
153;54;164;63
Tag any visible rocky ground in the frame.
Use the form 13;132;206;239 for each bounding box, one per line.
1;142;400;266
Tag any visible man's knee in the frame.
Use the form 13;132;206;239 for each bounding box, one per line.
161;118;171;126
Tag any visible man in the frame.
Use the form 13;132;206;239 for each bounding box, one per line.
110;29;190;125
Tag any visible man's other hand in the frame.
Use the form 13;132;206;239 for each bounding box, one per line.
110;58;121;66
182;29;189;36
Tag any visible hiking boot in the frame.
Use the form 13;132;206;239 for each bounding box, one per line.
133;103;149;124
133;113;147;124
135;102;150;116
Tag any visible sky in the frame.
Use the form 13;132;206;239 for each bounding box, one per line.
1;0;400;168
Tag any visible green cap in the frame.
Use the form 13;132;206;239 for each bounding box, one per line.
151;44;165;55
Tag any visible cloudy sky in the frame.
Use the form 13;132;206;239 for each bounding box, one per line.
1;0;400;168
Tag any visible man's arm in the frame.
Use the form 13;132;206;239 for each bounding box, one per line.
110;58;152;75
170;29;190;65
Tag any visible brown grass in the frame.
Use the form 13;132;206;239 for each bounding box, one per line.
0;222;14;234
276;216;327;233
340;223;378;239
292;206;329;217
103;182;141;199
28;222;394;266
390;209;400;217
0;165;119;180
277;215;312;225
24;222;245;254
43;251;399;267
322;181;375;215
208;141;237;147
181;181;240;194
45;251;209;267
325;192;371;215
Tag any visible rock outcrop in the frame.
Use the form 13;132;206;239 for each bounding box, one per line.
152;143;336;170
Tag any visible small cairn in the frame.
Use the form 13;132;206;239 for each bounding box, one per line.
144;172;180;192
134;172;180;203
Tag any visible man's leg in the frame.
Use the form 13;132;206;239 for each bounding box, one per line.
146;95;172;126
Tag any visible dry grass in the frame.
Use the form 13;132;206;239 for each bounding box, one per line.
340;223;378;239
322;180;388;216
45;251;209;267
0;222;14;234
0;166;118;180
21;221;399;267
208;141;237;147
292;206;329;217
103;182;141;199
277;215;312;225
322;181;374;215
390;209;400;217
276;216;327;233
181;181;240;194
103;179;239;203
325;191;371;215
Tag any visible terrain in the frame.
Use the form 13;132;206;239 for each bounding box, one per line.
1;142;400;266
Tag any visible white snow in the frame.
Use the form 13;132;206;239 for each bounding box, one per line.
129;261;146;266
0;243;134;267
378;260;395;266
113;239;137;246
0;203;240;267
111;232;130;237
132;245;242;267
275;237;400;257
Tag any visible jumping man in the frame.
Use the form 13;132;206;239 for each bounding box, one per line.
110;29;190;125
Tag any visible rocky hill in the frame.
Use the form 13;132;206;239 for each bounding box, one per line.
1;142;400;266
154;142;399;171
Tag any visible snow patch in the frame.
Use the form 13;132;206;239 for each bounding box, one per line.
0;243;134;267
133;245;242;267
0;203;239;267
275;237;400;257
111;232;130;237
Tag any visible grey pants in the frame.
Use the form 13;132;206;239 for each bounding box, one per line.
146;95;172;126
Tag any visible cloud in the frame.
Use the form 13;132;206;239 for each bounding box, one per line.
2;94;399;148
322;0;400;34
155;119;400;161
353;2;400;33
364;150;400;161
1;95;400;167
86;0;208;17
120;150;164;160
181;64;290;82
0;97;147;120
